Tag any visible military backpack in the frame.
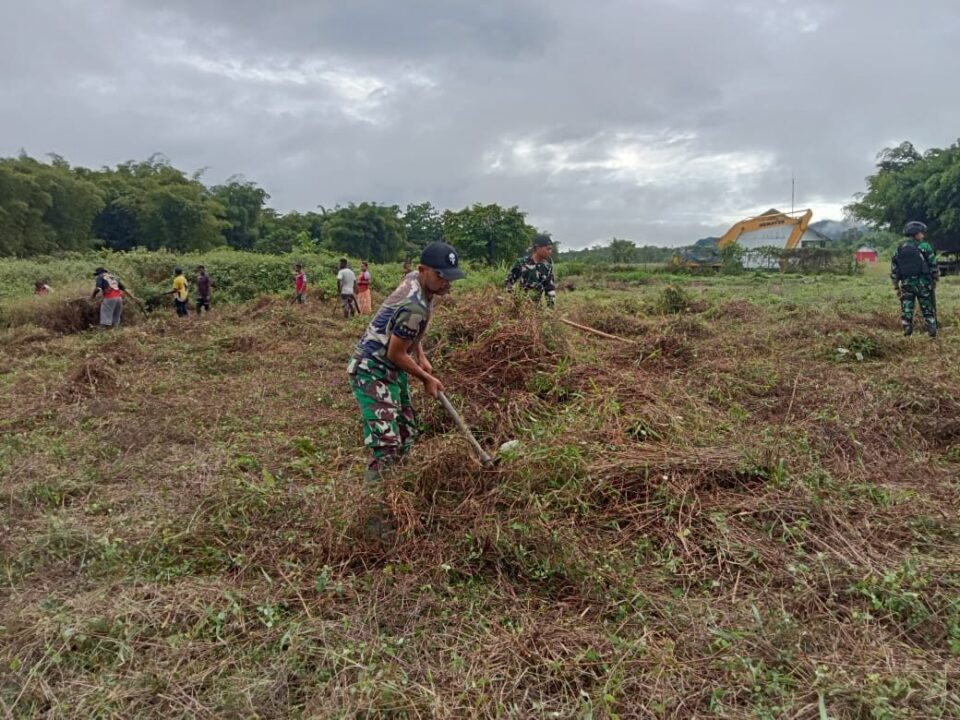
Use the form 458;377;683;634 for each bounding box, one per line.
894;242;930;279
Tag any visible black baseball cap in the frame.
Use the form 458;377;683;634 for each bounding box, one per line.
420;241;466;280
533;233;554;248
94;267;107;276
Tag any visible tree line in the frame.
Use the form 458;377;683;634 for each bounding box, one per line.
558;238;675;264
0;153;539;263
848;139;960;252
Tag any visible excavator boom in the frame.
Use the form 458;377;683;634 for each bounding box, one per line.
673;208;815;269
717;209;813;251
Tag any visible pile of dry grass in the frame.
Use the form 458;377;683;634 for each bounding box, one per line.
12;297;143;335
33;298;101;333
57;357;121;400
422;290;571;436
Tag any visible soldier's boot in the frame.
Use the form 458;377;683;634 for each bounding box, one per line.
925;318;938;339
360;465;397;545
902;320;913;337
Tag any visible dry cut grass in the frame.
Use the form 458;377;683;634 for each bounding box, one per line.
1;278;959;719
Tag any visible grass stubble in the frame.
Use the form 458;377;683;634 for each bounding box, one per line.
1;273;959;718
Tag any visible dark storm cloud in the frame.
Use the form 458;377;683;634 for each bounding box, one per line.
1;0;958;247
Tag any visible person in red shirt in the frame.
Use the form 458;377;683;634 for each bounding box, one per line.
91;267;140;328
293;264;307;304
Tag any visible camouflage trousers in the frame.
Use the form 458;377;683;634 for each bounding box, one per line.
347;357;418;472
899;279;937;336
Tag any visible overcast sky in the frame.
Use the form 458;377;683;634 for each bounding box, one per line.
2;0;957;248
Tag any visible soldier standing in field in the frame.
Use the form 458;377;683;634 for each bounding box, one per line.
505;233;557;308
347;242;466;534
891;221;939;338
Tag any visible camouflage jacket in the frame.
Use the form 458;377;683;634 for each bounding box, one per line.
505;256;556;307
891;240;939;286
351;273;432;371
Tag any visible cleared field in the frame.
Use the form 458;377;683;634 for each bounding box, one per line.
1;269;959;718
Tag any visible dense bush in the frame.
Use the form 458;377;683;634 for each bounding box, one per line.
0;249;344;303
0;250;516;328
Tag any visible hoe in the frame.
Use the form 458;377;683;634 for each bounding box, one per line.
437;391;498;468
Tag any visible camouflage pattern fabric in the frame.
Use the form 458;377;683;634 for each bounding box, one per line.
353;272;432;369
892;239;938;337
899;278;937;336
505;255;557;308
348;356;417;472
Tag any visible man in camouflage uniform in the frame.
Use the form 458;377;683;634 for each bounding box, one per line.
505;233;557;308
348;241;466;494
891;220;939;338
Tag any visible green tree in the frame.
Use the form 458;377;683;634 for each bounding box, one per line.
0;154;104;255
138;184;226;252
0;161;53;255
259;210;325;252
323;202;406;262
441;203;535;265
848;140;960;246
608;237;638;263
403;202;443;252
212;178;269;250
85;156;227;252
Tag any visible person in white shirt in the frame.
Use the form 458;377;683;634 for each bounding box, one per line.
337;258;358;318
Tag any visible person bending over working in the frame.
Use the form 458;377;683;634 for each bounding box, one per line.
891;220;939;338
347;241;466;487
91;267;140;329
505;232;557;308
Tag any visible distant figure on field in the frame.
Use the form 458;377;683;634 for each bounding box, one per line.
337;258;357;318
34;280;51;295
168;267;189;317
892;221;939;338
356;261;373;314
293;263;308;304
91;267;139;328
505;232;557;308
195;266;212;313
402;258;413;276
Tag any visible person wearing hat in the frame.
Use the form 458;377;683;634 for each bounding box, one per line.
91;267;140;328
891;221;939;337
166;267;190;317
347;241;466;533
505;232;557;308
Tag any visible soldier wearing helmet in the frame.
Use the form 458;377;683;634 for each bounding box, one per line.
891;221;939;337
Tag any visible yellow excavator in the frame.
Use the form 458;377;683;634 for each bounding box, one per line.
676;208;814;269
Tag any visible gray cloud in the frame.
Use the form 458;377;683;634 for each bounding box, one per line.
1;0;958;247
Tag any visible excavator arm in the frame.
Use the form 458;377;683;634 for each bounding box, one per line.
717;209;813;250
